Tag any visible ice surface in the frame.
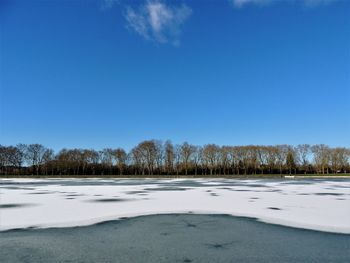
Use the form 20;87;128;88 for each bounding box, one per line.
1;178;349;233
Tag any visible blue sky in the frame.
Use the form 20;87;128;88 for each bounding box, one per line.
1;0;349;151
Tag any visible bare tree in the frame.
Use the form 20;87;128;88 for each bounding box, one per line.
295;144;311;174
192;146;202;176
101;148;114;175
247;146;259;175
113;148;127;175
42;148;54;175
275;145;288;175
137;140;158;175
257;146;269;174
0;145;6;174
330;147;348;174
286;146;296;175
202;144;220;175
131;146;145;175
24;144;47;175
220;146;231;175
1;141;349;176
164;140;174;175
180;142;196;175
154;140;164;175
0;145;24;175
234;146;249;175
174;144;182;176
312;144;330;174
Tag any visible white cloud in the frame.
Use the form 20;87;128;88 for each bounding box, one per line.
124;0;192;45
302;0;338;7
101;0;120;10
233;0;273;8
232;0;339;8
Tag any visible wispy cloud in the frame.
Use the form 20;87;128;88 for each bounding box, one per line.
232;0;339;8
124;0;192;45
101;0;120;10
302;0;338;7
233;0;273;8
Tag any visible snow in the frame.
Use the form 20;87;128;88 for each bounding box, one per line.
0;178;349;233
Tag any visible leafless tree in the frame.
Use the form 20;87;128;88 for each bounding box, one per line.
180;142;196;175
0;145;24;175
286;146;296;175
1;141;349;176
312;144;330;174
275;145;288;175
330;147;348;173
42;148;54;175
136;140;158;175
174;144;182;176
131;146;145;175
295;144;311;174
113;148;127;175
220;146;231;175
24;144;47;175
165;140;174;175
100;148;114;175
202;144;220;175
154;140;164;175
192;146;202;176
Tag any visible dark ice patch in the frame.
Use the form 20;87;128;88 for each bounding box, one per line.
2;186;36;190
267;207;282;211
205;242;233;250
28;192;54;195
314;193;344;196
0;203;36;209
87;198;130;203
246;184;268;188
280;181;314;185
265;189;282;192
144;187;191;191
126;191;147;195
331;185;350;189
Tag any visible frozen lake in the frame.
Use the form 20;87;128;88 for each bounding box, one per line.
1;213;349;263
1;178;349;233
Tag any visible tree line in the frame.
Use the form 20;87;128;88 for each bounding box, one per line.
0;141;349;176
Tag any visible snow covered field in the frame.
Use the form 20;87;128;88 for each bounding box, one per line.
1;178;349;233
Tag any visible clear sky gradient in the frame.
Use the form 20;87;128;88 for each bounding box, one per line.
1;0;349;151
